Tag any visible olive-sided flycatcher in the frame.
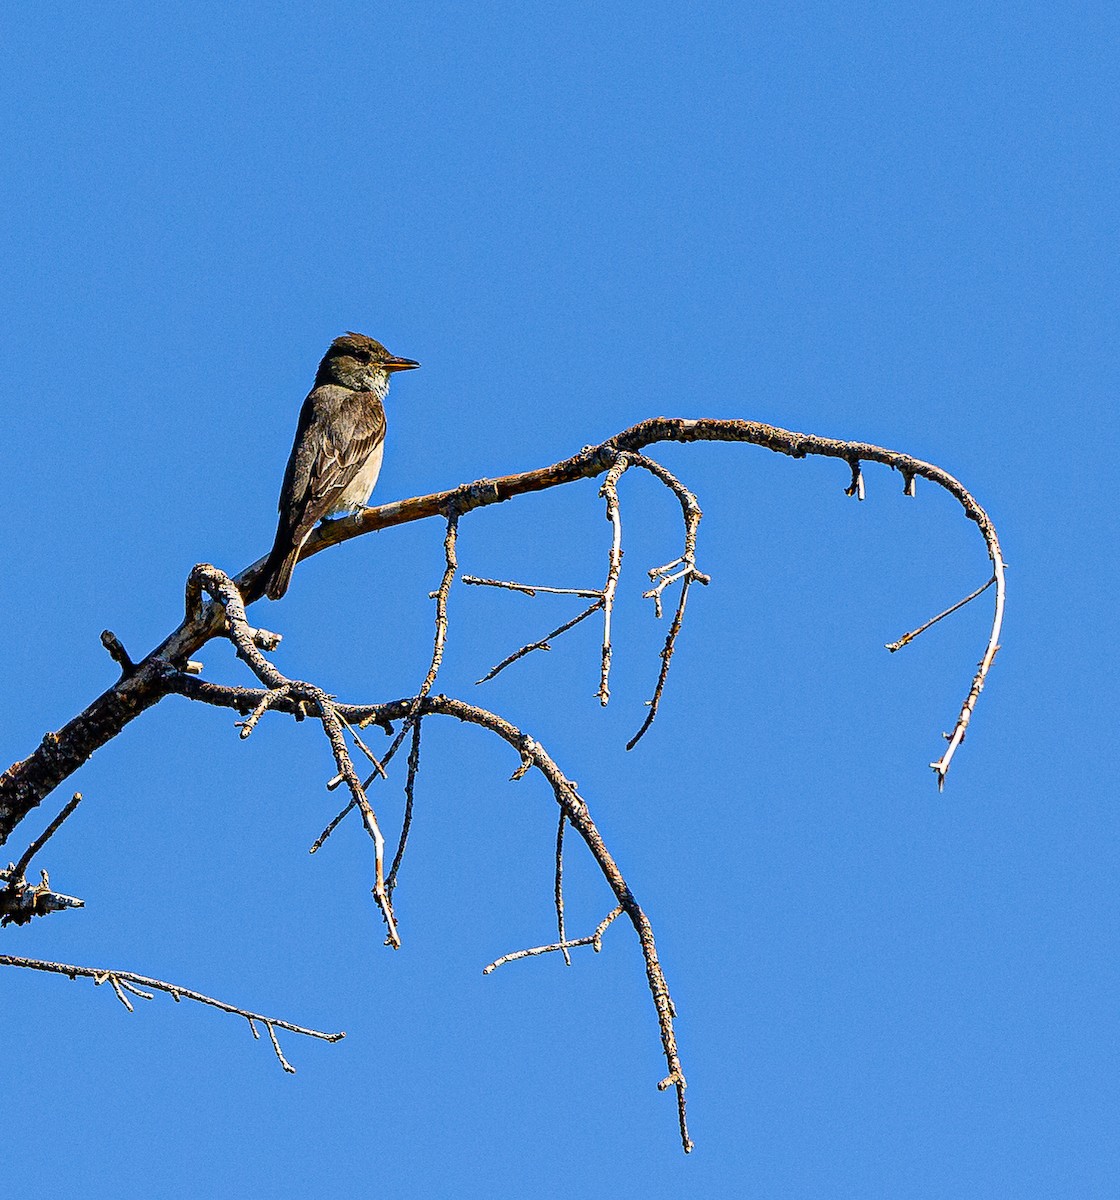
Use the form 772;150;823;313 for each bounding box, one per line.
262;332;419;600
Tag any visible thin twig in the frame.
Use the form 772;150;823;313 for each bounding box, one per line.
597;453;631;705
555;811;570;966
623;453;709;749
483;907;623;974
315;697;400;948
462;576;602;599
10;792;83;882
335;708;387;781
886;575;996;652
627;573;697;751
386;716;423;897
0;953;344;1070
475;602;602;685
265;1021;295;1073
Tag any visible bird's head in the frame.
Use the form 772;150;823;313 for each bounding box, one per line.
316;332;420;391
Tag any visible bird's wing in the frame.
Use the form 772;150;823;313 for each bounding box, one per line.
277;385;387;540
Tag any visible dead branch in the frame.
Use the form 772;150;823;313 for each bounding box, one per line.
0;952;343;1070
166;670;695;1150
0;416;1006;1155
0;417;1004;845
474;601;602;684
484;905;623;973
597;452;631;704
188;563;400;945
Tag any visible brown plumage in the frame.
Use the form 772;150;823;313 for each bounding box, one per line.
262;333;419;600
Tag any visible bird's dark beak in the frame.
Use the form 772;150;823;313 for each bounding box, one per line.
384;357;420;373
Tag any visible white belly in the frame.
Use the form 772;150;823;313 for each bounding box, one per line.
331;442;384;514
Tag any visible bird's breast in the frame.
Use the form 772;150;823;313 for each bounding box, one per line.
330;441;385;514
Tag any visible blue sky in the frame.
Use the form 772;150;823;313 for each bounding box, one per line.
2;3;1118;1196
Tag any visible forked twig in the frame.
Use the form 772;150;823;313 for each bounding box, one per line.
625;453;710;748
483;906;624;973
316;513;460;849
185;564;400;945
170;674;695;1151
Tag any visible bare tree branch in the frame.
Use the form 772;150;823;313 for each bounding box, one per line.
164;671;695;1150
0;417;1005;845
0;953;344;1071
0;416;1007;1155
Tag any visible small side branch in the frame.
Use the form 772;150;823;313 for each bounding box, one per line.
386;716;423;897
99;630;135;675
418;512;459;698
463;577;601;600
10;791;84;881
626;454;709;749
187;564;400;945
483;905;623;974
0;792;86;926
0;867;84;927
475;602;602;684
597;453;631;705
886;575;996;653
554;811;570;966
0;953;343;1071
929;562;1006;790
845;457;866;501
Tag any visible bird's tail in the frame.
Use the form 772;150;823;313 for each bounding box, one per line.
261;537;301;601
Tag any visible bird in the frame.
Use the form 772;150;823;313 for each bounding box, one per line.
261;332;419;600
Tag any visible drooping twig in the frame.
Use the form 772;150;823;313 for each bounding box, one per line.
168;673;694;1152
186;564;400;945
624;453;710;749
0;953;344;1071
317;513;460;845
334;708;387;781
314;696;400;948
386;716;423;898
554;810;570;966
